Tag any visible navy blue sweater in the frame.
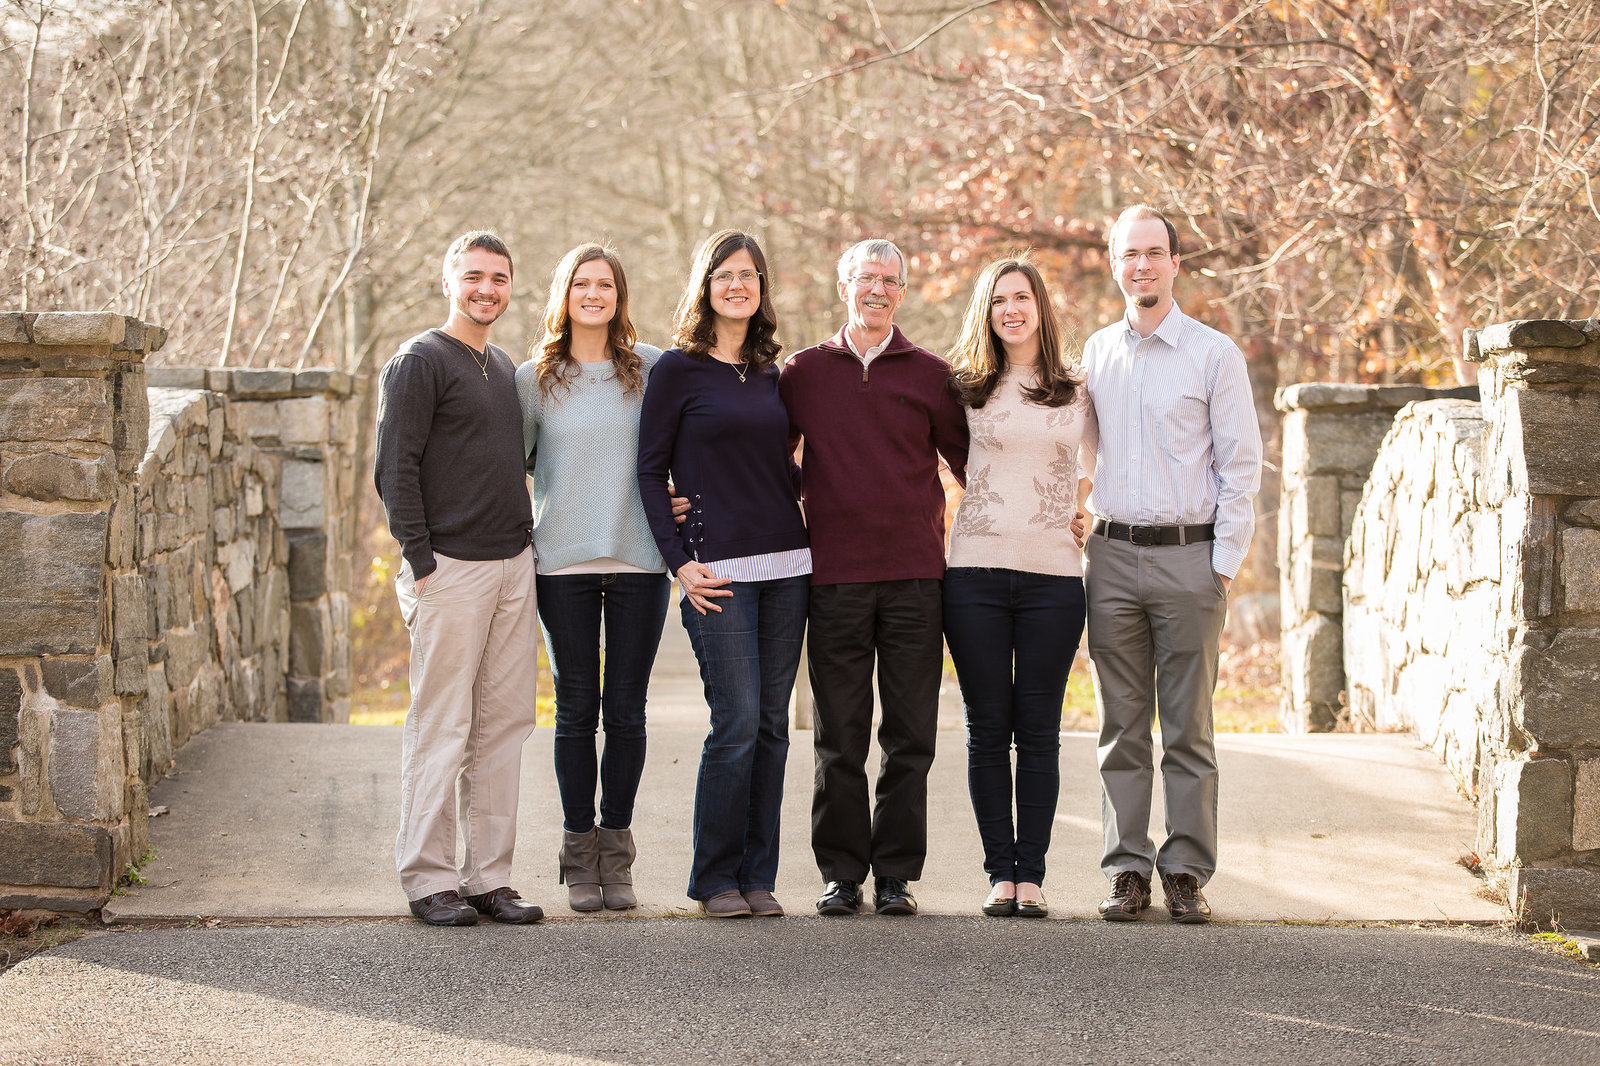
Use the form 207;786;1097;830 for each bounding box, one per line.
637;348;807;574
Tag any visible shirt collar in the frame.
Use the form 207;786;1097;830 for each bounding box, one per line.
1121;303;1185;348
844;327;893;361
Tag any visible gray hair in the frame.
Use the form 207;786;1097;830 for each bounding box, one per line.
837;239;907;286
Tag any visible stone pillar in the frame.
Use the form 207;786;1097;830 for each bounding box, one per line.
1467;319;1600;928
1274;383;1477;731
147;367;356;723
0;312;166;911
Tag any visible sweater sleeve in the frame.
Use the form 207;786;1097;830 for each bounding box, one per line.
932;371;971;488
1077;387;1099;487
373;350;440;579
513;359;540;471
637;353;691;573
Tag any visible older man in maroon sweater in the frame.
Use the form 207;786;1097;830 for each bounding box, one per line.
780;238;969;917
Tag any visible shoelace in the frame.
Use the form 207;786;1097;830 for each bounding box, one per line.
1113;871;1148;899
1165;874;1200;901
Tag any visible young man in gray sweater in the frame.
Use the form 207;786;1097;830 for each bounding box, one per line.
373;231;544;926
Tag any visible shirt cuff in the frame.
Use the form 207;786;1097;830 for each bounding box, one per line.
1211;544;1245;580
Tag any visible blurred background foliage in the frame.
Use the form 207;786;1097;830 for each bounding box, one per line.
7;0;1597;718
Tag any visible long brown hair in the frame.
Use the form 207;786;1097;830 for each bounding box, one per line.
533;243;642;400
671;229;781;369
947;257;1079;409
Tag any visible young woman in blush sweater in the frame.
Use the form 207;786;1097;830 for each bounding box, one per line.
943;258;1098;919
514;244;666;912
636;230;810;919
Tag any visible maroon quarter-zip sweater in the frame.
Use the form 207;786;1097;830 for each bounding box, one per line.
779;325;969;586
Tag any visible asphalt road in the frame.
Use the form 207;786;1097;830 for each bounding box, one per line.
3;919;1598;1065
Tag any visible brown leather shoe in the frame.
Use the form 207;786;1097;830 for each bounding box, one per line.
462;886;545;924
1098;870;1152;921
1161;872;1211;923
408;890;478;926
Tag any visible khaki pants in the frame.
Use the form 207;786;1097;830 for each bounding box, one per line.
1085;536;1227;886
394;547;538;901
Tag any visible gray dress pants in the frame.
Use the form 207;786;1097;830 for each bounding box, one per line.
1085;535;1228;885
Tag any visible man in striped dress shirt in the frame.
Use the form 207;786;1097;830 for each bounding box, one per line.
1082;205;1262;924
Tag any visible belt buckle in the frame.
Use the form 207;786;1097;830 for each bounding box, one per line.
1128;525;1161;547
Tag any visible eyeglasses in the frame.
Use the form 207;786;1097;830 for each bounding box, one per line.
709;269;761;285
847;273;904;292
1116;249;1171;264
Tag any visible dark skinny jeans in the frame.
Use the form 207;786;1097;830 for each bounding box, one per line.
942;567;1086;886
537;570;670;833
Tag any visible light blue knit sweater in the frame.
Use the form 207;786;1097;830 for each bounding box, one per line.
513;344;665;573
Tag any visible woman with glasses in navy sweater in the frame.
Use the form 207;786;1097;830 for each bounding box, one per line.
637;230;810;918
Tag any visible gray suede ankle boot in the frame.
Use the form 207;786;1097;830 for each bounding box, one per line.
595;826;638;910
559;828;603;912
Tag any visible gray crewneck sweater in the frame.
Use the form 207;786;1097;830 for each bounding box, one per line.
514;344;665;573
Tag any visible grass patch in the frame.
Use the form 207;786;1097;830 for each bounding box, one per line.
0;914;88;974
1530;930;1596;965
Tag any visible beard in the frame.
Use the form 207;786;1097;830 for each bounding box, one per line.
1134;294;1159;309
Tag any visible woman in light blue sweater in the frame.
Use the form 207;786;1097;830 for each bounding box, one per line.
514;243;667;913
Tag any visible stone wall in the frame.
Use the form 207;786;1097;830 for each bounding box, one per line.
0;313;164;911
1275;383;1478;731
0;316;358;913
1343;400;1496;790
148;367;357;725
132;387;289;780
1313;319;1600;928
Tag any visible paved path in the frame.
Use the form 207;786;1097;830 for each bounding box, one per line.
15;611;1593;1064
5;922;1600;1064
105;613;1501;924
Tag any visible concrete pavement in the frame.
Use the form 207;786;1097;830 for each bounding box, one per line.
104;613;1503;924
12;608;1599;1065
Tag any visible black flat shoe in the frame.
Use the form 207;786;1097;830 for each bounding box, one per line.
982;888;1016;917
873;876;917;916
1015;891;1048;918
816;879;863;916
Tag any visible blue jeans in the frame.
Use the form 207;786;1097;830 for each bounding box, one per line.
679;575;808;900
942;567;1086;886
537;571;671;832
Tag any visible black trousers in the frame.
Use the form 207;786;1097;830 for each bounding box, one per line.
808;578;944;883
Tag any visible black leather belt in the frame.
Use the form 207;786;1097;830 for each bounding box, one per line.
1093;519;1215;546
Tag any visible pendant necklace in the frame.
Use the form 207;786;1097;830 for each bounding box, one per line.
448;332;489;378
715;348;748;383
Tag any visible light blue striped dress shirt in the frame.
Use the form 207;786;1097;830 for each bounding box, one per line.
1082;304;1263;578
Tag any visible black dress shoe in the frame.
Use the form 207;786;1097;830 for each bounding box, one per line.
816;880;862;916
1160;872;1211;924
409;890;478;926
462;886;545;924
873;876;917;916
1098;870;1152;922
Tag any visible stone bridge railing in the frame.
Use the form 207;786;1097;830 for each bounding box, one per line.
1280;319;1600;928
0;315;356;912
